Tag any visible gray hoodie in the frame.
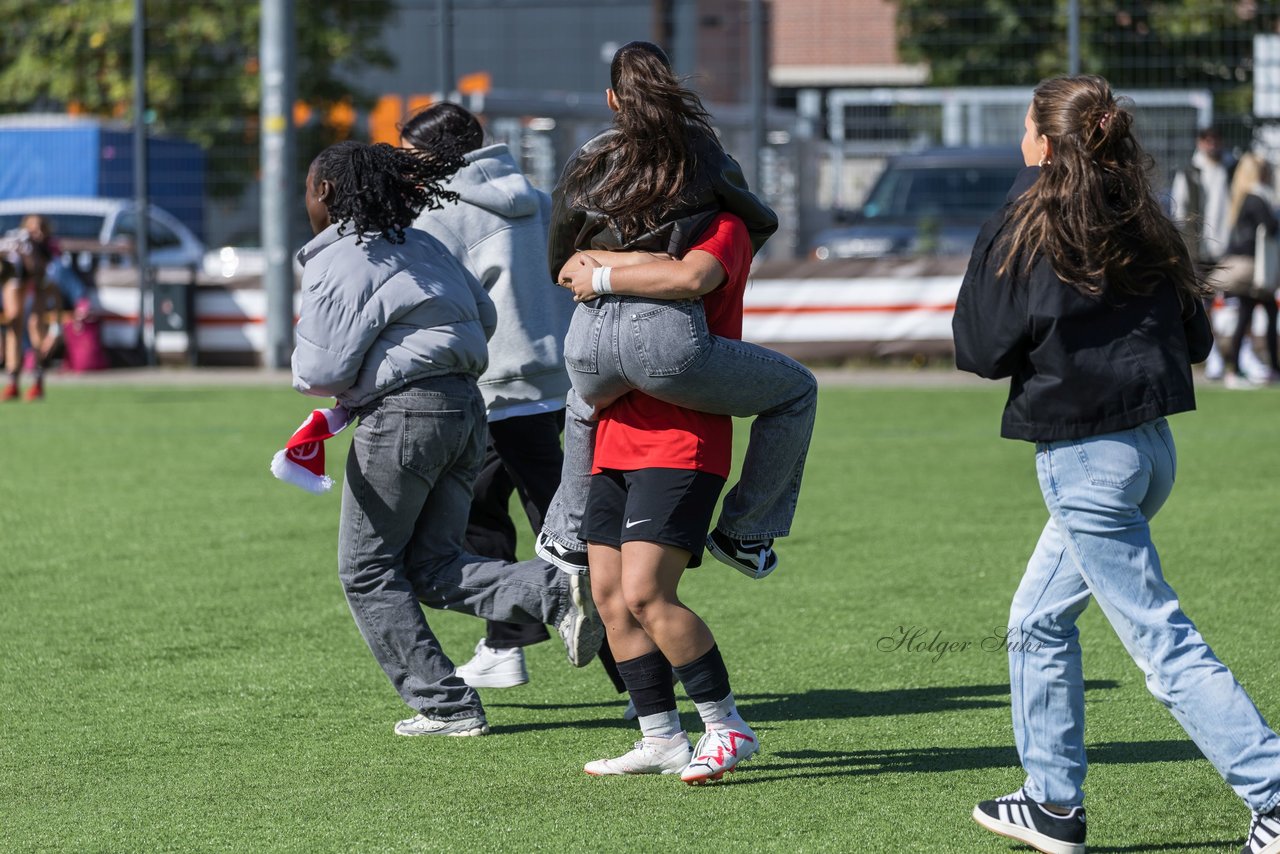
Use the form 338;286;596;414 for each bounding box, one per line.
413;144;574;420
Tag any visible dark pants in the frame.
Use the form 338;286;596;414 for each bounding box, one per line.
1230;294;1280;374
463;409;625;692
464;412;563;647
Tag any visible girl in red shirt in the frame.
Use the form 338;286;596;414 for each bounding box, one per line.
570;212;760;783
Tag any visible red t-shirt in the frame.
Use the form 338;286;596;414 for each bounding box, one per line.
592;213;754;478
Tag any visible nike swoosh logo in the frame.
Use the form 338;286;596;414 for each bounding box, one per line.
625;518;651;528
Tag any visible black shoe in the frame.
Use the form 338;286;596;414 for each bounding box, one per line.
1243;805;1280;854
705;529;778;579
973;789;1085;854
535;531;590;574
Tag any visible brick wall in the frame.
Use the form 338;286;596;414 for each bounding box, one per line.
774;0;900;67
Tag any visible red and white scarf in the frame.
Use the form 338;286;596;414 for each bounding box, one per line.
270;405;352;494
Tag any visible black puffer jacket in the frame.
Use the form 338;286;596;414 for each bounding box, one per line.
953;166;1213;442
547;130;778;278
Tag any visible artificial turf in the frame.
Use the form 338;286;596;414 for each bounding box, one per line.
1;378;1277;852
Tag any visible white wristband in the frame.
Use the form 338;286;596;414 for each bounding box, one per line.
591;266;614;295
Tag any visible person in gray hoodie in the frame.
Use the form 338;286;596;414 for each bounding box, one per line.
291;140;602;737
402;103;627;696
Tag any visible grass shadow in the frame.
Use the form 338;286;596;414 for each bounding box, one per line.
723;738;1205;784
489;681;1123;725
733;680;1120;723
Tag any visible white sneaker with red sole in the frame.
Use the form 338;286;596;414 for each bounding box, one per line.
680;723;758;784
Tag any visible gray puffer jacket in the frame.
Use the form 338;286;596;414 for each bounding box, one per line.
413;144;573;418
291;222;497;409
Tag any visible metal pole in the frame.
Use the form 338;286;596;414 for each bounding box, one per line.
748;0;766;193
438;0;453;97
1067;0;1080;75
261;0;296;370
132;0;152;364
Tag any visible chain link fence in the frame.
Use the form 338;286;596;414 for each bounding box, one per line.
0;1;1276;262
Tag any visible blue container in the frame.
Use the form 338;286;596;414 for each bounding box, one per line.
0;116;206;239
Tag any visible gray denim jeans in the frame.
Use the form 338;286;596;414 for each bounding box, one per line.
338;375;572;719
542;295;817;551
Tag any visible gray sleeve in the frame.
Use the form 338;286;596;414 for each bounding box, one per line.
291;269;379;398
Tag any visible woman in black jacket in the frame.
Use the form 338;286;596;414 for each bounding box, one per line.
954;75;1280;854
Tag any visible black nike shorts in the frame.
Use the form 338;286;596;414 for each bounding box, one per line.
581;467;726;564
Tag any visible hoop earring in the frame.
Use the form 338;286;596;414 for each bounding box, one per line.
1038;156;1051;168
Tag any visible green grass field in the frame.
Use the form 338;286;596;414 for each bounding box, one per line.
2;378;1278;852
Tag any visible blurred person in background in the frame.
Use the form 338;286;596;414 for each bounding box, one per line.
401;102;627;697
955;75;1280;854
1172;128;1232;380
2;217;57;401
1209;152;1280;389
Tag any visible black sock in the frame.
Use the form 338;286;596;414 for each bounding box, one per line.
672;644;731;705
616;650;677;717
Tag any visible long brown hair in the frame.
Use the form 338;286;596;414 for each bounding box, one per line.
563;41;719;240
999;75;1206;304
1227;151;1272;229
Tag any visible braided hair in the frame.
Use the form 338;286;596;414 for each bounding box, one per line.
310;141;466;244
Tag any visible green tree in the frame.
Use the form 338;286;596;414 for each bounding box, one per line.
897;0;1280;121
0;0;395;196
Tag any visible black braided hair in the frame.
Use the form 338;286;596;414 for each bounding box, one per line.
310;140;466;244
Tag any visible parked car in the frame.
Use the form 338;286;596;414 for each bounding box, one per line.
812;148;1024;260
0;197;205;270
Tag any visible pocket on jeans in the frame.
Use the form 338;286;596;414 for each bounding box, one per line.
1071;434;1144;488
401;408;469;480
564;303;607;374
630;300;709;378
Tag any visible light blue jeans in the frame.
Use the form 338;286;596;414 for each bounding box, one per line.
1011;418;1280;811
541;294;818;550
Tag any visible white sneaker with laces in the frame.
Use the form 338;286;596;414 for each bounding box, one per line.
393;713;489;737
556;572;603;667
454;639;529;688
584;733;693;776
680;723;759;784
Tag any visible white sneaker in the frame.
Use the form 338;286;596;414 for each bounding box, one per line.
680;723;759;784
584;733;693;776
1241;339;1272;383
556;572;603;667
393;713;489;737
454;639;529;689
1204;342;1225;380
1225;371;1262;390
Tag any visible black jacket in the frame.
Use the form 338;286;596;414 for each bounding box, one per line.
953;166;1213;442
546;130;778;279
1223;192;1279;257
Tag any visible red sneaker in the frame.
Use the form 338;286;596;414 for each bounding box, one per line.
23;381;43;401
1;382;18;401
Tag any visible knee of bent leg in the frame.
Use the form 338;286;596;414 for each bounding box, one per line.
621;584;667;628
